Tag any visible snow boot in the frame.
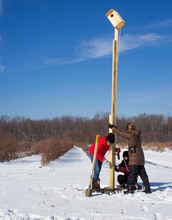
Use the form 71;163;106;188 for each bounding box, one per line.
134;183;142;190
124;185;134;194
92;179;101;192
143;185;151;194
119;183;126;189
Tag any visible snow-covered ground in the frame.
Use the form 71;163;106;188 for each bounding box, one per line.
0;146;172;220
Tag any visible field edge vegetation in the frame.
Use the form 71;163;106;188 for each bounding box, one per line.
0;113;172;164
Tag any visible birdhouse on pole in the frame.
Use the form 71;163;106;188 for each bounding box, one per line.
106;9;125;30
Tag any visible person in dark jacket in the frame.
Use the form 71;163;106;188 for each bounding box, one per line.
109;122;151;194
115;150;129;189
89;133;115;191
115;150;142;190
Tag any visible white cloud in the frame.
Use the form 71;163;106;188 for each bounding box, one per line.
44;36;112;65
77;33;167;58
0;55;4;73
120;33;166;51
78;36;112;59
0;64;4;73
150;19;172;28
43;18;172;66
45;32;167;65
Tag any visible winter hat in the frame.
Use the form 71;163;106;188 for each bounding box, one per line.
123;151;128;158
126;122;136;131
106;133;115;144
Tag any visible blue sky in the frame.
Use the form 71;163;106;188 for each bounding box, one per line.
0;0;172;119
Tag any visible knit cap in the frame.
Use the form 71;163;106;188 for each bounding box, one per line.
106;133;115;143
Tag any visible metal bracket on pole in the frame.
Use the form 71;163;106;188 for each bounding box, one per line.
106;9;125;190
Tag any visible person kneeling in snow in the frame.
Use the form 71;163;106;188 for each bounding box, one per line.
115;150;142;190
89;133;115;192
115;150;129;189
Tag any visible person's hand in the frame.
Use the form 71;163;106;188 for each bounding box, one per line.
108;123;117;129
104;158;112;167
108;161;113;168
115;165;119;172
104;158;109;163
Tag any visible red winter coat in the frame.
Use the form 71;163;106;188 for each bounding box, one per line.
89;136;109;162
115;160;129;175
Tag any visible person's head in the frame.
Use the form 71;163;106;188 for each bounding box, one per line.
123;151;129;160
106;133;115;145
126;122;136;131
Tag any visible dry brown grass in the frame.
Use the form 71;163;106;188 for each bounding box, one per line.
36;138;74;166
79;141;172;158
117;142;172;152
0;133;171;164
0;135;19;162
0;135;74;164
142;141;172;152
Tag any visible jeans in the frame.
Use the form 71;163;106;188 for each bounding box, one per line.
89;152;103;180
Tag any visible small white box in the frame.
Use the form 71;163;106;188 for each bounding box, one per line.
106;9;125;30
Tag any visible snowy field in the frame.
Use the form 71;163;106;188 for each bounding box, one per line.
0;146;172;220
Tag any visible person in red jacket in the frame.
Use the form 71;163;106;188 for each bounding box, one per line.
89;133;115;191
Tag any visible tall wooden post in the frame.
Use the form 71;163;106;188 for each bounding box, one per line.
106;9;125;190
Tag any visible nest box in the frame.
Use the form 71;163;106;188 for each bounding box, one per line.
106;9;125;30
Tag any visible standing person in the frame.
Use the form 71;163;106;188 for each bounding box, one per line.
109;122;151;194
89;133;115;192
115;150;142;190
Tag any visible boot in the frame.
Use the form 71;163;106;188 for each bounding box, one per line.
134;183;142;190
119;183;126;189
124;185;134;194
92;179;101;192
143;185;151;194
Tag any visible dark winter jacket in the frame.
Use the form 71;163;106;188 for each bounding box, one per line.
115;159;129;175
113;127;145;165
89;136;109;162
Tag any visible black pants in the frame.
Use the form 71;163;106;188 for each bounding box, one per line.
117;174;128;185
128;165;150;188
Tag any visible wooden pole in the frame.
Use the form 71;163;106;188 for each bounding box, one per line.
109;28;119;190
105;8;125;190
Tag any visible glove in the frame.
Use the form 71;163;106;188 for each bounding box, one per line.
115;165;119;172
104;158;109;163
104;158;112;167
129;146;136;154
109;123;117;129
109;161;113;168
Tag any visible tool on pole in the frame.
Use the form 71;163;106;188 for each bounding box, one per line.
85;134;100;197
116;147;121;160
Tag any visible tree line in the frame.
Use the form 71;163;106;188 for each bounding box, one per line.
1;113;172;143
0;113;172;163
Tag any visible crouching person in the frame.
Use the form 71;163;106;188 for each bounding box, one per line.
115;151;129;189
89;133;115;192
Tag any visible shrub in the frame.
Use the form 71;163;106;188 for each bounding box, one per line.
39;138;74;166
0;135;19;162
142;141;172;152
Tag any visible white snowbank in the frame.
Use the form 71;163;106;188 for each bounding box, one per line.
145;149;172;168
0;146;171;220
